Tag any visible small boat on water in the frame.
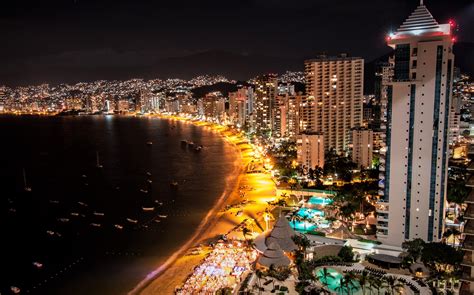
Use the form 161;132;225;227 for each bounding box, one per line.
23;168;32;192
140;189;148;194
10;286;21;294
56;232;62;237
146;172;152;176
154;219;161;223
142;207;155;211
82;174;87;178
158;214;168;219
154;200;163;206
188;141;195;147
46;230;55;236
127;218;138;224
96;151;103;169
147;179;153;184
93;212;105;216
33;261;43;268
170;181;178;187
114;224;124;230
70;212;79;217
146;141;153;146
58;218;70;223
90;223;101;227
194;145;202;152
78;201;88;207
49;200;60;204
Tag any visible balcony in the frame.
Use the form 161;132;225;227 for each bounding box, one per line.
379;173;385;180
465;207;474;220
463;236;474;250
465;221;474;236
379;157;386;164
379;164;385;172
466;190;474;204
379;182;385;189
461;272;474;282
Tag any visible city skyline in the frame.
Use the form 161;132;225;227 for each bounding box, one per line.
2;1;474;295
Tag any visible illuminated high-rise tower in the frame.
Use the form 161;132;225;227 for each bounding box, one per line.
377;1;455;247
303;54;363;153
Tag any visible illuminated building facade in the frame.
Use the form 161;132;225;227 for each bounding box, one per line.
297;132;325;170
303;54;363;153
351;128;373;169
377;2;454;247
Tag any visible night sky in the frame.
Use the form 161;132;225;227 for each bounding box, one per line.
1;0;473;85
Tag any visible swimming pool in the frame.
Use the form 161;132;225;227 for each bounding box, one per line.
290;219;317;232
296;207;325;218
316;268;360;293
308;196;332;206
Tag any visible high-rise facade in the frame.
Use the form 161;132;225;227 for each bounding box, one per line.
277;93;303;139
303;54;363;153
297;132;325;170
254;74;278;136
351;128;373;169
377;3;454;247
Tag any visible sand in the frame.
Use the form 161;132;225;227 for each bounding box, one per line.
130;118;277;295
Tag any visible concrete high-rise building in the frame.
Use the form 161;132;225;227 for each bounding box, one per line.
254;74;278;136
376;2;454;247
277;93;303;139
375;57;395;133
303;54;363;153
297;132;325;169
229;87;255;129
351;128;373;169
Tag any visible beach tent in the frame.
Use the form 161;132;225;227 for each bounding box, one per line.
257;242;291;268
266;216;298;252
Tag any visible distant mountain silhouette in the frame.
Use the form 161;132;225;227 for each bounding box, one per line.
150;50;303;81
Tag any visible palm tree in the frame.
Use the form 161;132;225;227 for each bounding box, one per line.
242;226;251;243
357;271;370;295
335;278;347;295
291;215;300;231
255;269;264;294
343;271;358;295
368;276;382;295
317;267;335;291
383;276;403;295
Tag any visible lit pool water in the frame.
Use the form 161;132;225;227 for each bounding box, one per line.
308;196;332;206
290;219;317;232
296;207;325;218
316;268;360;293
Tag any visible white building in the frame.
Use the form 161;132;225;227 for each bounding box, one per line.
351;128;373;169
297;132;324;170
377;2;454;247
303;54;363;153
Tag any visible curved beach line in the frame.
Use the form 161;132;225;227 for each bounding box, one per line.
128;124;244;295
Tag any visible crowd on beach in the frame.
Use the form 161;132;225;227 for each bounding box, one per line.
176;241;257;294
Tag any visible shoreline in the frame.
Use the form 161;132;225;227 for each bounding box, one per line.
129;117;252;295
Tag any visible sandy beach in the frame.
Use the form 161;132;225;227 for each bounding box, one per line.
130;118;276;295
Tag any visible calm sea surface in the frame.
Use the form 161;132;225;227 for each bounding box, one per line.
0;115;237;294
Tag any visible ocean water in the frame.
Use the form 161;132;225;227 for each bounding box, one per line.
0;115;238;294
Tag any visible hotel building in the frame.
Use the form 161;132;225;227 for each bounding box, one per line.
303;54;363;153
377;2;454;247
